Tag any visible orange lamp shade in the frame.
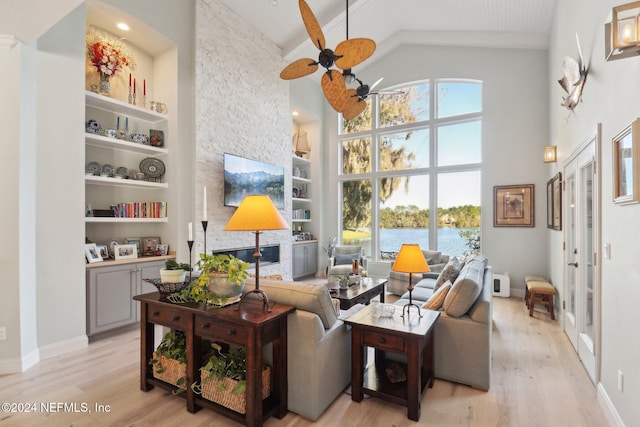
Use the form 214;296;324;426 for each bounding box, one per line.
224;195;289;231
391;244;430;273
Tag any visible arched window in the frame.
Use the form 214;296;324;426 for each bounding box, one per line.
338;79;482;260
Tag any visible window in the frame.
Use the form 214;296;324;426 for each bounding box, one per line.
339;79;482;259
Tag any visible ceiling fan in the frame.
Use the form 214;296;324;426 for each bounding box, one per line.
279;0;376;113
341;77;406;120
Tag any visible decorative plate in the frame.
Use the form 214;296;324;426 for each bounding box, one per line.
101;164;114;176
86;161;101;175
116;166;129;176
139;157;165;179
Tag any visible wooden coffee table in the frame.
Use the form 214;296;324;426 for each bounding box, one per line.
344;303;440;421
331;277;386;310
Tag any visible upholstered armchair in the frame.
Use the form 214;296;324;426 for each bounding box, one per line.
327;245;365;281
387;249;450;295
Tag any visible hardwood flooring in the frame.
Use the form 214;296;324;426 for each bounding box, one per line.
0;297;610;426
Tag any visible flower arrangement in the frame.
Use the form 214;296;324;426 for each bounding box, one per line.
86;28;135;77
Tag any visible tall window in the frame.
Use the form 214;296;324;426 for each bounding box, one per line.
339;79;482;260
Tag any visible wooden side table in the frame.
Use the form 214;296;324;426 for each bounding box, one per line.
333;277;386;310
134;292;295;427
344;304;440;421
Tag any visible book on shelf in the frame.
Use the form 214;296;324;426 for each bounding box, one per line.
114;201;167;218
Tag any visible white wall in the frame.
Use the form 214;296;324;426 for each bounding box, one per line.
550;1;640;424
313;44;550;292
194;0;292;278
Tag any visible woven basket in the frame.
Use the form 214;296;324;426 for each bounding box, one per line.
200;366;271;414
152;353;186;387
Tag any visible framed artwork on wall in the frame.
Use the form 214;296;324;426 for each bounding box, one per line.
493;184;535;227
612;119;640;205
547;173;562;230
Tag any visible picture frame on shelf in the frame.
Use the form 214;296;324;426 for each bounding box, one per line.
149;129;164;147
156;244;169;256
612;119;640;205
97;245;109;259
125;237;142;255
547;173;562;230
142;236;161;255
114;244;138;260
85;243;103;263
493;184;535;227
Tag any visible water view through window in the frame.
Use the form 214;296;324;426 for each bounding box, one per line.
340;79;482;259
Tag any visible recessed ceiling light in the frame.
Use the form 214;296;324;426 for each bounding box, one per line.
117;22;130;31
292;111;299;116
271;0;279;6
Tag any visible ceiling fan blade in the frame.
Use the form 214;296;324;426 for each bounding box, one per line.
321;70;348;112
369;77;384;92
299;0;325;51
342;89;367;120
280;58;318;80
334;38;376;69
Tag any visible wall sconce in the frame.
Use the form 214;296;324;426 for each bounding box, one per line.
605;2;640;61
544;146;557;163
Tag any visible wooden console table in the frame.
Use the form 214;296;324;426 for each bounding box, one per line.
134;292;295;427
344;304;440;421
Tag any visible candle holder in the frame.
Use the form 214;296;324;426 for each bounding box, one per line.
128;87;132;104
133;92;137;106
187;240;194;282
202;220;208;255
142;95;146;109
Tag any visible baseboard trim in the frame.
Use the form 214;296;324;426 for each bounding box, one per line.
597;382;626;427
510;288;525;298
39;335;88;360
0;347;39;374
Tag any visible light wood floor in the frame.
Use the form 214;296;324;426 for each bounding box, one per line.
0;297;610;427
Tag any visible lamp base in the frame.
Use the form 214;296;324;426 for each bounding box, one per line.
401;302;423;318
235;288;271;312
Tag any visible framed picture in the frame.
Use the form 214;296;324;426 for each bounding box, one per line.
494;184;535;227
85;243;103;263
612;119;640;204
114;244;138;260
547;173;562;230
156;243;169;256
149;129;164;147
142;236;161;256
97;245;109;259
125;237;142;254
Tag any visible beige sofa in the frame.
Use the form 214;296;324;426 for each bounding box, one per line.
243;278;354;420
392;254;492;390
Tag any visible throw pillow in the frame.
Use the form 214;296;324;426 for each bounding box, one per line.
335;253;361;265
433;257;461;291
423;281;451;310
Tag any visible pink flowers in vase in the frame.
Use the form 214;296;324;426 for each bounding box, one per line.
86;28;136;77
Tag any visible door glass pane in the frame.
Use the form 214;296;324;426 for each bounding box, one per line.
437;121;482;166
380;82;429;127
437;171;481;257
568;174;577;317
342;179;372;256
379;175;429;259
582;163;594;339
437;81;482;118
342;137;372;174
379;128;430;171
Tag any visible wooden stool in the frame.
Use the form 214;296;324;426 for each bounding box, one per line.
525;276;556;320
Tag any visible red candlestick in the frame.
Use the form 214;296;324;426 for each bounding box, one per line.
133;78;136;94
129;73;132;87
143;79;146;96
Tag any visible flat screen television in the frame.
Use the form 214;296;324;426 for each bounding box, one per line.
223;153;285;209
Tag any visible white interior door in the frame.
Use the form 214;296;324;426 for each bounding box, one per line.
564;126;600;384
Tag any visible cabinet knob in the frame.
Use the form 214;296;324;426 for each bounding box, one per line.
379;337;386;344
202;323;210;330
172;315;180;322
227;329;236;336
151;311;159;317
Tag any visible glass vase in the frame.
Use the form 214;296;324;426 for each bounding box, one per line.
99;72;111;97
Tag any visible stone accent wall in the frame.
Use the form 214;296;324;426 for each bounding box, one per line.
195;0;292;278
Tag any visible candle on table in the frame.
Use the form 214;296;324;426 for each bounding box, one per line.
125;117;128;131
129;73;132;87
143;79;146;96
188;222;193;241
116;116;120;130
203;187;207;220
133;78;136;94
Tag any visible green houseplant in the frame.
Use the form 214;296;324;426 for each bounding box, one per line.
160;259;192;283
195;254;249;303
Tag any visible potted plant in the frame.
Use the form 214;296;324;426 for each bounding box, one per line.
149;331;188;390
160;259;191;283
195;254;249;302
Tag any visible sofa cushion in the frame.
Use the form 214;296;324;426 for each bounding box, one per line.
245;279;337;329
442;256;486;317
399;285;433;302
334;253;361;265
434;257;461;291
423;280;451;310
421;250;442;265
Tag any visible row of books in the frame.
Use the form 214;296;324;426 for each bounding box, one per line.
114;201;168;218
292;208;311;220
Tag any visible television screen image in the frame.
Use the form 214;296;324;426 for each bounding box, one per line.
223;153;285;209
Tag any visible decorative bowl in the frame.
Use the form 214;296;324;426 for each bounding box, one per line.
130;132;149;144
143;278;189;295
